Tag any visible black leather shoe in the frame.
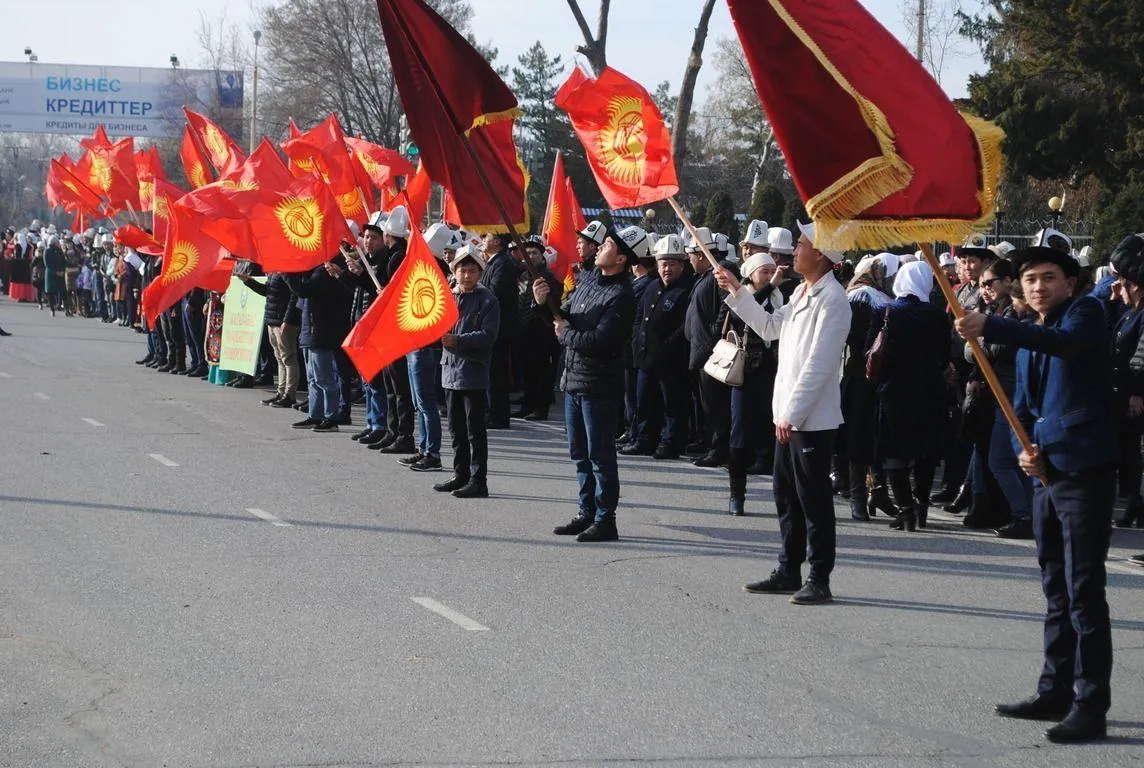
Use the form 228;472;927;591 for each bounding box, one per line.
996;519;1034;539
369;432;397;451
945;483;971;513
790;581;832;605
292;418;318;429
359;430;387;445
171;367;188;375
398;452;425;466
262;395;282;406
619;443;654;456
744;569;801;594
614;431;631;447
868;486;896;517
312;420;339;432
692;450;727;468
156;363;174;373
380;437;417;454
231;377;253;389
350;428;372;441
1045;710;1106;743
433;476;469;493
850;498;870;521
995;694;1073;721
270;398;296;408
135;356;154;365
930;486;957;505
729;496;745;516
576;517;618;542
554;513;594;536
653;445;680;460
452;481;489;498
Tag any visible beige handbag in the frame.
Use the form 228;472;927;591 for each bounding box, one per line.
703;314;747;387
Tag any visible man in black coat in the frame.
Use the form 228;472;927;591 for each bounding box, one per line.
374;206;416;454
684;226;732;467
479;231;520;429
622;234;694;459
342;214;391;446
514;239;561;421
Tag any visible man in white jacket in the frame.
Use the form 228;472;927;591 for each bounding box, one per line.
715;222;851;604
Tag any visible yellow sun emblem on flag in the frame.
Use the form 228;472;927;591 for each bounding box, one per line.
139;180;154;206
597;95;646;187
397;260;448;332
88;155;113;192
337;189;364;216
204;123;229;164
275;197;324;252
164;240;200;283
189;161;209;189
219;178;259;191
153;194;171;221
294;156;315;174
357;151;382;177
546;196;563;234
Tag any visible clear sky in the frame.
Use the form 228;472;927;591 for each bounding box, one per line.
4;0;983;101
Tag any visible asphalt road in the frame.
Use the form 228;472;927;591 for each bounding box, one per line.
2;297;1143;768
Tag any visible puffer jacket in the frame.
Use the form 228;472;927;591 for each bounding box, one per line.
291;265;351;349
558;268;636;395
684;268;723;370
245;272;300;327
441;285;501;390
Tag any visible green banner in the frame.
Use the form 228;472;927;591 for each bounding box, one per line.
218;276;267;376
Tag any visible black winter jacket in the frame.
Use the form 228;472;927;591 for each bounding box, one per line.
558;269;636;395
479;249;521;338
245;272;300;327
632;273;693;372
684;269;725;370
291;266;351;349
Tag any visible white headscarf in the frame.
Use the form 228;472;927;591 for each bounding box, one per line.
893;261;934;302
874;252;900;277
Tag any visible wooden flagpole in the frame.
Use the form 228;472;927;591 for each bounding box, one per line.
667;196;724;272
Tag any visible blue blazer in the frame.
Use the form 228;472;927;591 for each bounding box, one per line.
983;295;1118;473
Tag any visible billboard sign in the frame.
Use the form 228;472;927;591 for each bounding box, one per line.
0;61;243;139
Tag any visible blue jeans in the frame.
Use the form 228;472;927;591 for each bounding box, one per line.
363;373;387;430
181;296;205;371
988;408;1033;520
565;392;621;522
305;348;340;421
408;347;442;457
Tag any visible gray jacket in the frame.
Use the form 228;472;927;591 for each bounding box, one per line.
441;285;501;391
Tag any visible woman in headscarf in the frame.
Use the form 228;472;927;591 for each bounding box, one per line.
869;261;951;530
42;235;66;317
6;231;36;303
720;248;784;515
837;254;895;520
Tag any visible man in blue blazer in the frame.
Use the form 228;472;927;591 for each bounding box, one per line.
957;243;1117;744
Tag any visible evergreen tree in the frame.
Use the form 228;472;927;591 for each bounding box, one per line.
748;182;786;227
781;195;808;231
705;191;740;244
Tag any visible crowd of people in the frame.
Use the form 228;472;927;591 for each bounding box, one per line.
3;208;1143;741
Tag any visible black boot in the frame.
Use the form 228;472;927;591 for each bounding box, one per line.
135;354;154;365
848;462;870;520
693;449;727;468
577;516;619;542
945;482;971;513
962;494;999;528
831;455;850;498
554;510;594;535
729;457;747;516
886;467;917;531
868;475;896;518
1115;494;1144;528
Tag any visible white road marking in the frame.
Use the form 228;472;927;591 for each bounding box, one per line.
0;372;12;378
148;453;179;467
33;392;50;400
410;597;490;632
81;418;105;427
246;507;292;527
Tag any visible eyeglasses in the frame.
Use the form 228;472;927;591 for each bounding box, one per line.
981;277;1005;288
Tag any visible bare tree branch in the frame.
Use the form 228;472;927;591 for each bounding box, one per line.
564;0;608;74
671;0;718;170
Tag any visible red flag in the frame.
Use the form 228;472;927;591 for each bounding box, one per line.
80;125;112;151
244;174;354;272
76;136;139;213
375;0;529;233
183;107;245;174
342;224;458;380
542;153;577;282
281;114;370;224
135;146;167;213
442;188;461;227
114;224;163;256
47;158;105;215
197;258;236;293
566;178;587;231
346;137;416;189
726;0;1002;249
400;161;431;224
555;66;679;209
151;178;185;254
180;126;213;189
141;205;226;324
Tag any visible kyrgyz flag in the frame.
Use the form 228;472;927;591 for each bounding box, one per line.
726;0;1002;249
562;177;588;298
183;107;245;174
442;188;461;227
281;114;370;224
180;126;213;189
141;205;226;323
80;125;112;151
151;178;185;253
46;158;104;215
135;146;167;213
245;174;354;272
346;136;415;189
77;136;140;213
400;160;431;224
114;224;163;256
375;0;529;233
342;224;458;380
555;66;679;209
542;152;577;282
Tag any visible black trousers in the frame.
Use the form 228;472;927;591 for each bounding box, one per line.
774;429;837;585
448;388;488;485
698;372;732;455
383;355;414;438
519;323;557;417
1116;420;1143;499
1033;464;1115;715
487;337;513;424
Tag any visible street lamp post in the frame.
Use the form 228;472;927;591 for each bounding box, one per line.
1048;195;1064;230
250;30;262;153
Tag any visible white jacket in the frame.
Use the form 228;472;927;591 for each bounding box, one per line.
724;274;851;431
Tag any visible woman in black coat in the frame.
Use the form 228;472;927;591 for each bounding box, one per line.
870;261;950;531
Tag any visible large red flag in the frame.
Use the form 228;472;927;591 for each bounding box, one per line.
183;107;245;174
281;114;370;224
401;161;431;224
151;179;185;254
542;153;577;282
562;177;588;297
141;205;226;324
374;0;529;233
555;66;679;209
135;146;167;213
180;126;213;189
80;125;112;151
726;0;1002;249
114;224;163;256
47;158;104;215
342;224;458;380
77;137;139;213
245;174;354;272
345;137;415;189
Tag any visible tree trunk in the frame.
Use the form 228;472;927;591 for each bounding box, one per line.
671;0;718;169
565;0;610;75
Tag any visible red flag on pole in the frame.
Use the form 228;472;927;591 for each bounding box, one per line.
183;107;245;174
114;224;163;256
141;205;226;323
135;146;167;213
150;178;185;253
180;126;213;189
725;0;1002;249
542;152;577;282
400;160;432;224
346;137;416;189
342;224;458;380
47;159;104;215
77;137;139;213
281;114;371;224
555;66;679;209
374;0;529;233
80;125;112;151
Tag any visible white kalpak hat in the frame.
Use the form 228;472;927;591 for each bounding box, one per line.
364;210;388;234
683;226;716;254
612;225;651;260
741;219;769;248
767;227;794;255
939;253;957;268
579;220;607;245
451;243;486;273
1076;245;1093;267
382;205;411;238
543;245;559;267
652;234;686;260
423;222;454;259
796;221;844;263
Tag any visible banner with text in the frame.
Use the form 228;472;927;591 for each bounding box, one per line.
218;276;267;376
0;61;243;139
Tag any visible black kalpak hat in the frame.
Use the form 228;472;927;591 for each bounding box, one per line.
1011;246;1080;280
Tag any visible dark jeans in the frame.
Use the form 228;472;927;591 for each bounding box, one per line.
565;392;621;522
519;322;557;417
447;388;488;485
633;368;689;450
1116;419;1143;499
1033;463;1116;715
488;337;513;424
698;372;731;455
182;296;206;370
774;429;837;585
383;356;414;438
